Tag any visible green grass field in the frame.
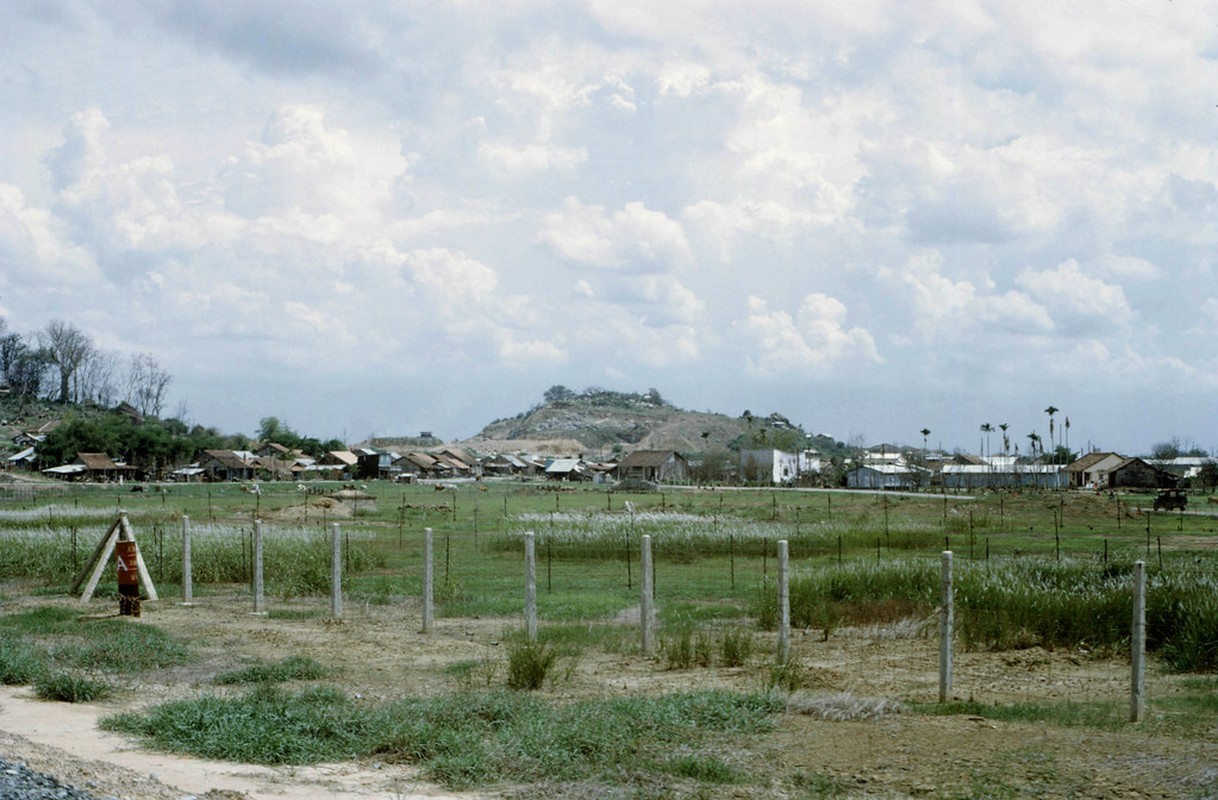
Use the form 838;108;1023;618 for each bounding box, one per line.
3;478;1217;796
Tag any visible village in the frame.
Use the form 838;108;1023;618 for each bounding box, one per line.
5;412;1212;500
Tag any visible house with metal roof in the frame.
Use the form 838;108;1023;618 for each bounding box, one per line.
44;452;136;482
196;450;258;482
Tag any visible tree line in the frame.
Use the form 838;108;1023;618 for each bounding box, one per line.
1;317;171;417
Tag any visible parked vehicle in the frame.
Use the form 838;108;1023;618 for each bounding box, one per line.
1153;489;1187;511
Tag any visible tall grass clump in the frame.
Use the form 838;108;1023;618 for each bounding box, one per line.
0;526;88;584
35;672;113;702
103;687;783;790
214;655;329;685
755;559;938;632
505;637;559;690
500;511;943;563
1148;568;1218;672
102;685;370;764
0;605;192;675
755;557;1218;670
0;521;384;596
954;560;1132;652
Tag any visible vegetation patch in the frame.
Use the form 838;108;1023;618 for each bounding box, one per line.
35;671;113;703
756;559;1218;670
0;605;192;690
102;687;783;790
213;655;329;685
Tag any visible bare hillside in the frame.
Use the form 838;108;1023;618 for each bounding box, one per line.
463;387;748;454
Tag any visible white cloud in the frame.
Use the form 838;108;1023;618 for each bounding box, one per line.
1093;255;1160;281
739;293;880;376
537;197;692;271
1014;258;1133;333
44;109;109;191
477;142;587;174
222;105;406;226
0;182;98;285
893;252;1054;341
3;1;1218;450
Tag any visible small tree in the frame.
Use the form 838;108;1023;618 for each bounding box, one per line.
1;333;49;414
1198;462;1218;494
543;385;575;404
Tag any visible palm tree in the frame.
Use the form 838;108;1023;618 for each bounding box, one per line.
1044;406;1059;460
980;423;994;460
920;428;931;458
999;423;1010;455
1027;431;1042;458
1063;417;1071;457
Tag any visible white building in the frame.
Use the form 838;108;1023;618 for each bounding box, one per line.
739;448;821;484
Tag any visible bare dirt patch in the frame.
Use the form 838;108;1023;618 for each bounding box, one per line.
1;595;1215;799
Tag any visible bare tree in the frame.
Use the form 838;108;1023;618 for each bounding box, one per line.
39;320;94;404
77;348;120;407
1;333;49;413
125;352;172;417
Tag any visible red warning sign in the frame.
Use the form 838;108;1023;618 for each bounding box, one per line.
116;541;138;586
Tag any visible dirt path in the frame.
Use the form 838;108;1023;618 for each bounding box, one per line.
0;687;477;800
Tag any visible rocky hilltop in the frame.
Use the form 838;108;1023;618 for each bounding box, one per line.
462;386;834;457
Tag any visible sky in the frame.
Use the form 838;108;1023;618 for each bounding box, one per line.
1;1;1217;456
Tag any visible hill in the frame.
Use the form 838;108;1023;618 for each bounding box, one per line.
462;385;842;458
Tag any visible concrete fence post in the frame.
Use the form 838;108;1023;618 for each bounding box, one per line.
939;550;954;703
422;528;434;633
640;534;654;655
330;522;342;620
525;531;538;641
1131;560;1146;722
181;515;193;604
253;519;265;614
777;540;790;665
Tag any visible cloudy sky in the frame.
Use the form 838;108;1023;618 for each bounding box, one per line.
2;1;1217;454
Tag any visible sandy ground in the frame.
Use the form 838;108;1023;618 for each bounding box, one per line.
1;595;1216;799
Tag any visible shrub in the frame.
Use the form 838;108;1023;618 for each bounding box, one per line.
720;626;754;668
664;629;695;670
506;638;558;690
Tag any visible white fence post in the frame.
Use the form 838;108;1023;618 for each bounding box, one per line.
1131;560;1146;722
640;534;654;655
181;515;193;604
422;528;434;633
940;550;954;703
253;519;265;614
330;522;342;620
777;540;790;665
525;531;538;641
